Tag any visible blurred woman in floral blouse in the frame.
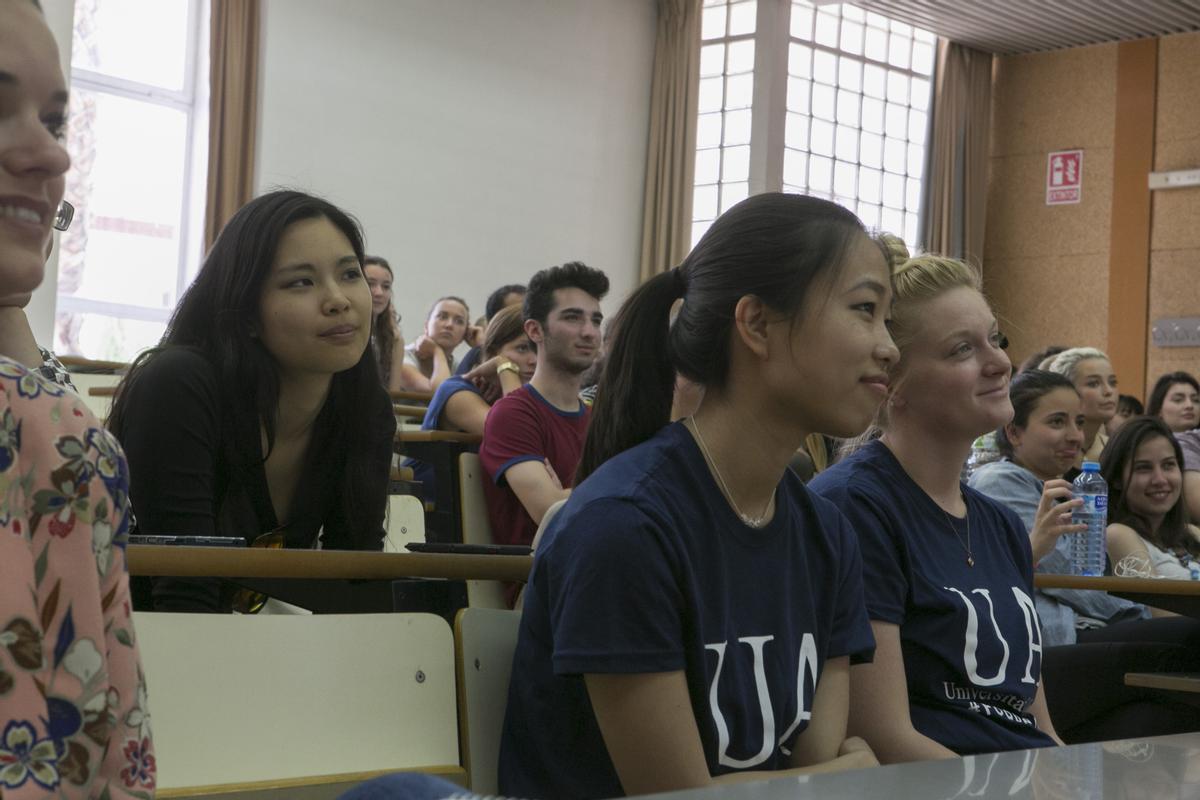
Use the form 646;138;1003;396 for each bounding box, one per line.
0;1;154;796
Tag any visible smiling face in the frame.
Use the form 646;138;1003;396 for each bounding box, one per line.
425;299;468;351
1122;434;1183;525
1072;358;1118;424
0;1;70;296
765;233;898;438
891;286;1013;440
1008;387;1085;481
1159;381;1200;433
257;216;372;380
364;263;392;318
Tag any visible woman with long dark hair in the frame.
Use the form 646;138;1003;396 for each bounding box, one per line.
1147;371;1200;434
364;255;428;392
110;190;395;612
500;193;897;798
970;375;1200;743
1103;415;1200;578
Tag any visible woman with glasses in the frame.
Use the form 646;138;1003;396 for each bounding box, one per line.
0;199;74;388
1;1;156;795
109;190;395;612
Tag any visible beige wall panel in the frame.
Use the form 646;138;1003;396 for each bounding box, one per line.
1151;178;1200;252
990;44;1117;159
985;253;1108;367
985;152;1113;261
1156;31;1200;144
1146;349;1200;388
1153;135;1200;172
985;43;1121;377
1147;33;1200;392
1146;249;1200;384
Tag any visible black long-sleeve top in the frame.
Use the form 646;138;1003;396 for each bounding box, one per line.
112;347;394;611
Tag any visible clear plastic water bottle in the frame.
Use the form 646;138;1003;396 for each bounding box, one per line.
1071;462;1108;576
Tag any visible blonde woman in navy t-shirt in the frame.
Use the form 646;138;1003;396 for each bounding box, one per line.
811;238;1063;762
499;194;898;798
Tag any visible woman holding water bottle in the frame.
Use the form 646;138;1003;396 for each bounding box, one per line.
813;242;1200;754
968;369;1141;646
1102;416;1200;579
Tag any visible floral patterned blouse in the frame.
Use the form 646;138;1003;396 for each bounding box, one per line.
0;357;154;798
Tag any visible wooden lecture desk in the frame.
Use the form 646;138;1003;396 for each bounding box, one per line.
93;386;435;403
639;733;1200;799
1034;573;1200;618
396;429;483;543
129;545;531;615
390;388;434;404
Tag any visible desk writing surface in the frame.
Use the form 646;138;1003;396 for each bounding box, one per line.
396;429;482;444
1033;574;1200;595
126;545;531;582
643;735;1200;799
391;389;435;403
1034;574;1200;617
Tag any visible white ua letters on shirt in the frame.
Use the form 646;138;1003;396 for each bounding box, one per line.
704;633;819;769
943;586;1042;688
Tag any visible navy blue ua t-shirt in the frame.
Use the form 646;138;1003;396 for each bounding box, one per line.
498;422;875;799
810;440;1056;755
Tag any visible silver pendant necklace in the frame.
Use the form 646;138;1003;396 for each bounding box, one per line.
940;495;974;567
688;416;773;528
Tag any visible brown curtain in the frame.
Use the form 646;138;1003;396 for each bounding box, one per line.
639;0;701;281
922;40;993;267
205;0;261;251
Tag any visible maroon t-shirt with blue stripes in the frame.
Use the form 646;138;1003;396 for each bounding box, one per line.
479;384;589;547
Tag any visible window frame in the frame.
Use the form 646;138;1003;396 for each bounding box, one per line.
692;0;936;250
57;0;210;356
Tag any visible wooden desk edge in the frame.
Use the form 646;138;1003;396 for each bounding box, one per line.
1125;672;1200;692
1033;574;1200;595
395;430;482;444
157;764;466;798
127;546;531;582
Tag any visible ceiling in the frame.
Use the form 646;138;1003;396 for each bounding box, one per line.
812;1;1200;54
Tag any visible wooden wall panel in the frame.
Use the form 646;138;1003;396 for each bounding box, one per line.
1105;38;1157;402
983;43;1117;365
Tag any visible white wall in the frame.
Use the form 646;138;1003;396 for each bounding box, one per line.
256;0;657;338
27;0;76;344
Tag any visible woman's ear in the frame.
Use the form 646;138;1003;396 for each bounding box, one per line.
1004;422;1021;448
732;295;770;360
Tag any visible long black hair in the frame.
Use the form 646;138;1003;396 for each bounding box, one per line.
1147;371;1200;419
1100;415;1197;558
576;193;864;483
995;370;1078;459
364;255;397;387
110;189;392;547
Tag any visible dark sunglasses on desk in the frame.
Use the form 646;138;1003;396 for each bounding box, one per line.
230;529;286;615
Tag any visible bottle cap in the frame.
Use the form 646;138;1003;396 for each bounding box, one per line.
1081;461;1100;472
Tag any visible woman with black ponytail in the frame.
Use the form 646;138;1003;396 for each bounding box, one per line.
499;194;899;798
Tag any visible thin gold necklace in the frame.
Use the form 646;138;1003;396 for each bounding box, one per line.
940;495;974;567
688;416;773;528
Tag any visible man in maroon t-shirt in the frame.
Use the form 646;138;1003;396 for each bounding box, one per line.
479;262;609;551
